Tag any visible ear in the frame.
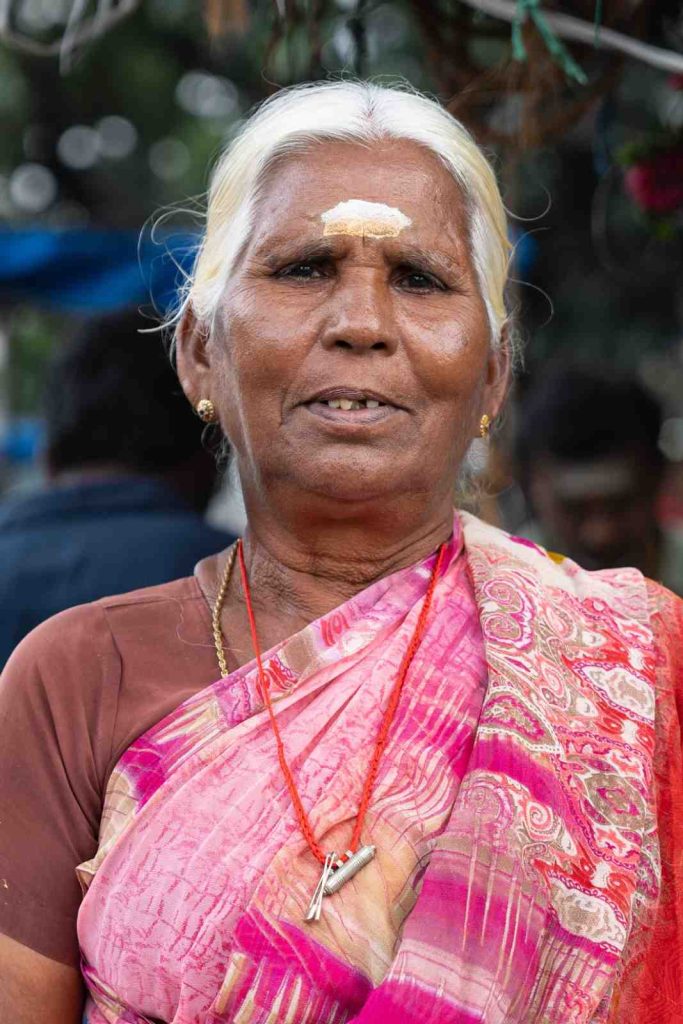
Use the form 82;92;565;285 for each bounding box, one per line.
482;324;513;422
175;304;213;408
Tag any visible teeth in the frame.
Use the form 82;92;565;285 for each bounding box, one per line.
323;397;384;410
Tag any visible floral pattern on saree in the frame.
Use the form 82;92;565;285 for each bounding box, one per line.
77;513;680;1024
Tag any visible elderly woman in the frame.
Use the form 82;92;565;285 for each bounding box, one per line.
0;82;681;1024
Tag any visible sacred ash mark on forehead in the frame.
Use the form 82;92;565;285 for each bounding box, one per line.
321;199;412;239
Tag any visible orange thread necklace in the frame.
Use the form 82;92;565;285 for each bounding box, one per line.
212;538;447;921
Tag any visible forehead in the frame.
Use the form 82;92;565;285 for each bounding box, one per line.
253;138;470;243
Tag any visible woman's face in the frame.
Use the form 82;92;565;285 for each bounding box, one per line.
180;139;508;512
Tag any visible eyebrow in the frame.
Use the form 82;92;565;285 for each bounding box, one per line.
258;238;339;270
391;243;464;278
255;235;468;282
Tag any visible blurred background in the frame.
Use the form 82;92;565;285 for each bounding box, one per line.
0;0;682;651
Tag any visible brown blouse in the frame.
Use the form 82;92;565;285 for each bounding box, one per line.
0;576;224;968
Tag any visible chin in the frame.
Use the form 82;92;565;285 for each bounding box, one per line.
305;473;400;507
285;457;416;508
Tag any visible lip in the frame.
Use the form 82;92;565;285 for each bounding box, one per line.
302;385;405;409
303;402;399;427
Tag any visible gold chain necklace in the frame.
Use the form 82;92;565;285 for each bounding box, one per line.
212;543;238;678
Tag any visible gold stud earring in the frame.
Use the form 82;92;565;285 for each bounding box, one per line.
196;398;217;424
479;413;491;439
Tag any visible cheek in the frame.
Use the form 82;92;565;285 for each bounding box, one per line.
413;324;491;409
415;353;489;468
220;281;311;378
211;293;302;450
214;289;279;396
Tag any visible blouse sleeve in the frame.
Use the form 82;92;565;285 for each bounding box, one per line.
0;603;121;967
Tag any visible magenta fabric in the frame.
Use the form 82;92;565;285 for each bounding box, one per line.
77;513;663;1023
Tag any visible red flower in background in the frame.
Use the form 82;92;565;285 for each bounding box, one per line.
624;146;683;215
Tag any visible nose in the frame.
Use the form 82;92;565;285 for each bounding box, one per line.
318;269;398;355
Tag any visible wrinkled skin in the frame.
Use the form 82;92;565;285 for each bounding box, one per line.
177;139;510;652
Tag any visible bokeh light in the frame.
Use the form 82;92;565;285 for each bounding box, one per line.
148;137;191;181
175;71;238;119
96;116;138;160
9;163;57;212
57;125;99;170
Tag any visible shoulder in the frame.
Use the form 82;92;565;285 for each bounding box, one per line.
91;575;208;646
0;576;210;788
460;510;572;572
2;599;116;687
460;510;640;589
94;574;202;611
1;577;202;701
459;511;656;628
0;604;122;770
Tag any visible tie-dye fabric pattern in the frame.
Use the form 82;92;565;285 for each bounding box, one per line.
77;513;681;1023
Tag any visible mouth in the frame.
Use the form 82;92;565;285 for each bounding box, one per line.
301;387;404;427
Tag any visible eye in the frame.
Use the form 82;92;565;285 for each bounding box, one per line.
276;261;328;280
395;266;447;292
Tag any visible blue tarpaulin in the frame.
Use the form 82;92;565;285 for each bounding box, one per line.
0;228;199;314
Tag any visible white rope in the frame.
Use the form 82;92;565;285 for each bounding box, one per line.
457;0;683;75
0;0;140;68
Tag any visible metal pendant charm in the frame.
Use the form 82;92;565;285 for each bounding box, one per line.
304;852;336;922
304;845;377;922
324;845;376;896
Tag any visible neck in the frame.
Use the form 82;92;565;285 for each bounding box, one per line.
237;490;455;630
200;487;455;669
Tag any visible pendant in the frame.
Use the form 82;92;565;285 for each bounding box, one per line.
304;852;336;922
304;845;376;922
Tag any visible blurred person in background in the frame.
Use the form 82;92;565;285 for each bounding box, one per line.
514;363;683;594
0;308;233;665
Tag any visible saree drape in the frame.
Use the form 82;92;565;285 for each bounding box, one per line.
76;513;683;1024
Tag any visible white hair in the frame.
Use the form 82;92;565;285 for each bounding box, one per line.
180;80;512;349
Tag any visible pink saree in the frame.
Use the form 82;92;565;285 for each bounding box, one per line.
77;513;683;1024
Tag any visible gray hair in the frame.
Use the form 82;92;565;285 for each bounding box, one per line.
177;80;512;350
